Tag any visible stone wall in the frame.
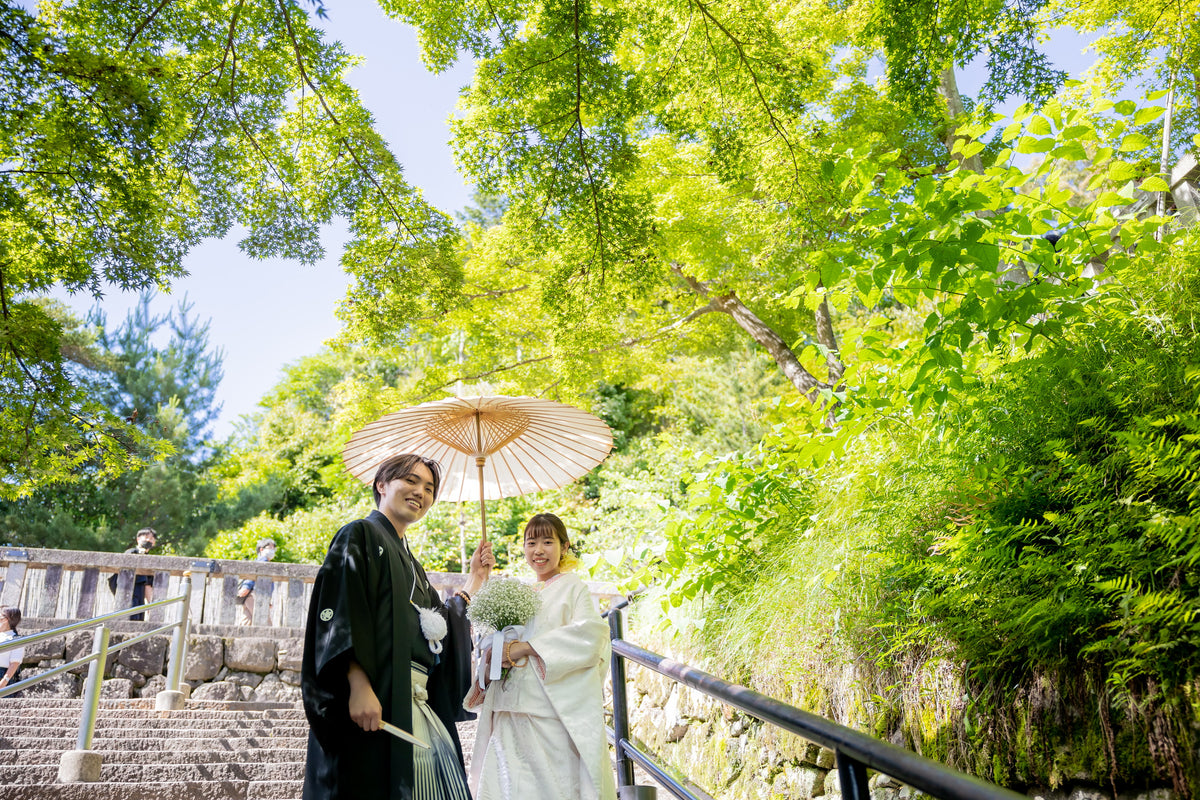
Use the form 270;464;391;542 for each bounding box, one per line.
16;627;304;704
620;644;1179;800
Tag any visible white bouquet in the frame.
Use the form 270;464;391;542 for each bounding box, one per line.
467;578;541;686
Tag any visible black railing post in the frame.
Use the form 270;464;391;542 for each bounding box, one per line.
609;606;636;791
837;750;870;800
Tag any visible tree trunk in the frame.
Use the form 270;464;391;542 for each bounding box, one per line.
672;264;832;402
710;291;828;401
939;67;983;173
813;293;845;385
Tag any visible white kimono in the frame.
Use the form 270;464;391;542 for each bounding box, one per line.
466;572;618;800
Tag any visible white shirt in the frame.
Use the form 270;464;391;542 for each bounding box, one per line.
1;629;23;668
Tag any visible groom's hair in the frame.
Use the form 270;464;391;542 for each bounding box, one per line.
372;454;443;505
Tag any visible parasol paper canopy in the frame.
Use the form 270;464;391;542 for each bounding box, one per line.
342;395;614;540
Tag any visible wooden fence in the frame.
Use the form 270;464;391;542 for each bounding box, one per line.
0;547;470;630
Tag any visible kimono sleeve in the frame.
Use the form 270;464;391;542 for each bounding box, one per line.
527;580;609;683
301;522;378;738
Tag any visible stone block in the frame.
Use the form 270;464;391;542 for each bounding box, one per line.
253;674;303;703
21;634;65;662
138;674;168;698
101;678;135;698
110;662;148;689
19;669;81;698
666;722;689;743
824;767;841;797
117;634;168;676
225;670;265;689
277;637;304;672
795;741;822;766
280;669;302;686
64;630;94;663
66;630;116;675
776;765;825;799
191;680;244;702
1030;791;1069;800
816;747;836;769
871;774;902;790
225;637;275;673
1130;790;1173;800
181;635;223;681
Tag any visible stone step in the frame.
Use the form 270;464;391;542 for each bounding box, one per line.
1;779;302;800
2;722;309;739
0;714;304;724
0;747;306;766
0;759;305;784
0;735;309;751
248;780;304;800
0;698;300;712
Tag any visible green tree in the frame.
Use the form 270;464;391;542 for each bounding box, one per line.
91;294;223;449
0;297;226;552
1;0;455;495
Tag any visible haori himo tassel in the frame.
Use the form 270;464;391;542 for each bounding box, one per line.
416;605;448;654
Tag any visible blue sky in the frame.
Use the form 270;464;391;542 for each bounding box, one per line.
50;8;1102;442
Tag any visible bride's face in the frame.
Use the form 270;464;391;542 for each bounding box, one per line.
523;530;563;582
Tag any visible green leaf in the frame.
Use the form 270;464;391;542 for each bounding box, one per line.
1027;116;1052;136
1017;137;1054;154
1052;141;1088;161
1134;106;1166;125
959;141;985;159
1138;176;1170;192
1107;161;1140;182
1119;133;1153;152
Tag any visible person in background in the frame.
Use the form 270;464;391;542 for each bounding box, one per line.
237;538;278;626
124;527;157;621
0;607;24;696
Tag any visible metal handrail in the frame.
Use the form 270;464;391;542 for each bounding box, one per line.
0;573;194;781
606;605;1027;800
0;593;188;656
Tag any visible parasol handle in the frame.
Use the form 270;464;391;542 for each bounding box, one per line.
476;456;488;543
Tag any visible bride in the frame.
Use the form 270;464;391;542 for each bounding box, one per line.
466;513;618;800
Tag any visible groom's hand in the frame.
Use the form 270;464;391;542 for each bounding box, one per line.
347;660;382;731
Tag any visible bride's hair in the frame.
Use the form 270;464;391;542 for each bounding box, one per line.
524;513;580;572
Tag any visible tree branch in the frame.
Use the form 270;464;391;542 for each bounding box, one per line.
124;0;174;52
687;0;799;179
410;304;721;402
672;263;830;402
277;0;418;240
573;0;606;270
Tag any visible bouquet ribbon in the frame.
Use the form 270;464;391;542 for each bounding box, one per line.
476;625;526;690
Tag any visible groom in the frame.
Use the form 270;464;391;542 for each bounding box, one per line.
302;453;493;799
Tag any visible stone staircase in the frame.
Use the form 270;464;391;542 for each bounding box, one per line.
0;696;308;799
0;696;481;799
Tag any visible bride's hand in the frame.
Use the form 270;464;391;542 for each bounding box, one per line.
502;640;535;668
